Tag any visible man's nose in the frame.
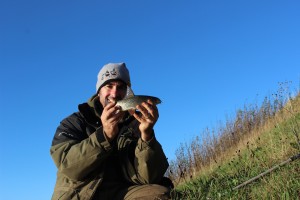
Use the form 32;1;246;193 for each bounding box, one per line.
110;87;118;98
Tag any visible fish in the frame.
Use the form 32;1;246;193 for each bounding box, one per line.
116;95;162;111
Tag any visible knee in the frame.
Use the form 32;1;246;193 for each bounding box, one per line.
125;184;171;200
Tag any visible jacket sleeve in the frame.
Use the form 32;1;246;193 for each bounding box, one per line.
50;113;113;181
133;136;169;184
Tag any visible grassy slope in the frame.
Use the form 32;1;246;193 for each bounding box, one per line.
173;95;300;199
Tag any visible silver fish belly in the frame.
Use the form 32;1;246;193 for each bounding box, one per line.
116;95;162;111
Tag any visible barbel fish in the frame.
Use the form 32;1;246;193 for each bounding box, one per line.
116;95;162;111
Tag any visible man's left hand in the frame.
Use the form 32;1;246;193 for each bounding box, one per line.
133;99;159;141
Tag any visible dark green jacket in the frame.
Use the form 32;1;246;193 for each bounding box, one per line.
50;95;169;200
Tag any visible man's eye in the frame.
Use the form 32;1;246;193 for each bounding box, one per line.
119;85;127;91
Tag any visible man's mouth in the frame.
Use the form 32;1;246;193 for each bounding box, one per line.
106;98;112;103
107;97;116;103
104;97;120;107
105;98;112;107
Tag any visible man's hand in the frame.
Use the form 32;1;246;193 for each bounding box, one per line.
133;99;159;141
101;101;124;141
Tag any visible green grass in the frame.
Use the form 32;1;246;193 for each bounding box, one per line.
172;105;300;199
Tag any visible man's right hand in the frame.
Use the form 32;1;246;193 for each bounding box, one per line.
101;101;124;141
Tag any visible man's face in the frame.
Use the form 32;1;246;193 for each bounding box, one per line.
98;80;127;107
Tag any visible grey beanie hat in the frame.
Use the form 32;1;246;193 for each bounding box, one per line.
96;62;131;92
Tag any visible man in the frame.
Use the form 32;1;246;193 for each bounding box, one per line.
50;63;172;200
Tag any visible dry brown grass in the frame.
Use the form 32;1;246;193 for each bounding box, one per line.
167;81;300;187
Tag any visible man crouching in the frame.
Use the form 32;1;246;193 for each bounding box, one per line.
50;62;172;200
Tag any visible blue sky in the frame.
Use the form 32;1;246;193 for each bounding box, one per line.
0;1;299;199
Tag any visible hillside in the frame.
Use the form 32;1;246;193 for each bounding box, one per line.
169;85;300;199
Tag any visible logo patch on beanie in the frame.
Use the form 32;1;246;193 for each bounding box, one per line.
101;68;118;80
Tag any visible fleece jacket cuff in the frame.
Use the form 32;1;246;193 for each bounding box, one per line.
138;135;157;151
95;127;112;151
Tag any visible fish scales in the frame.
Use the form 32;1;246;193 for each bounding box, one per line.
116;95;161;111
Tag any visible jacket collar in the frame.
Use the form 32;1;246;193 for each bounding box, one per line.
78;94;102;128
